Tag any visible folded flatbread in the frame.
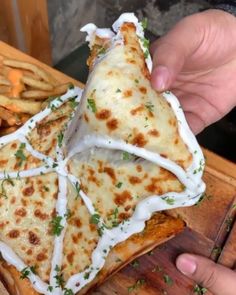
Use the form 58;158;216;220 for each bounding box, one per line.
0;13;205;295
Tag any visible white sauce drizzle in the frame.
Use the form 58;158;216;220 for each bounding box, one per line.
0;13;205;295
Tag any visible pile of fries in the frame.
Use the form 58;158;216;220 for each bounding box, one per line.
0;55;70;136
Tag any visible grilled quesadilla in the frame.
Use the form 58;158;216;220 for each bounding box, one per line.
0;13;205;295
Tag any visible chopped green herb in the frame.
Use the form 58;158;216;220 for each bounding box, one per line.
68;83;74;89
64;288;74;295
232;204;236;210
193;284;207;294
64;209;72;219
90;213;101;225
122;151;131;160
98;47;106;55
20;266;36;279
87;98;97;113
0;174;14;199
74;181;81;199
134;79;139;84
225;217;233;232
116;88;121;93
145;102;154;113
47;285;53;292
195;193;212;206
162;196;175;206
15;143;26;166
116;182;123;188
50;215;64;236
148;250;154;256
43;185;49;192
144;50;149;59
54;265;64;287
194;150;198;154
57;131;64;148
141;18;148;30
130;260;139;268
165;91;171;94
52;162;58;168
115;258;123;263
127;279;146;293
163;274;173;286
69;97;79;109
212;246;222;256
84;271;91;280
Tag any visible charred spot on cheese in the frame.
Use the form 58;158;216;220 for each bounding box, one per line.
130;105;144;116
114;190;132;206
136;165;142;172
145;179;164;194
139;86;147;94
34;209;49;220
106;118;118;130
22;185;35;196
14;207;27;217
14;143;26;166
123;90;133;97
8;229;20;239
37;252;48;261
103;166;116;183
129;176;142;185
28;231;40;245
95;109;111;120
148;129;160;137
37;123;51;137
132;133;148;147
168;118;177;127
160;153;167;158
67;251;75;264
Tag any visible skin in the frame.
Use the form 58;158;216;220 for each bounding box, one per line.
151;9;236;295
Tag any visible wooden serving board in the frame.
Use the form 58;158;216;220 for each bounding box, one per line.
0;41;236;295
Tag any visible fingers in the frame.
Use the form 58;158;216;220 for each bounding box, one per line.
176;254;236;295
150;13;204;91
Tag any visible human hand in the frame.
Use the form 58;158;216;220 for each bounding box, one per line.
151;9;236;134
176;253;236;295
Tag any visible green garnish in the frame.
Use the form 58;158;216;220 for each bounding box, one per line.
116;88;122;93
64;209;72;219
145;102;154;113
116;182;123;188
52;162;58;168
130;260;139;268
122;151;131;160
193;159;205;174
152;265;163;272
195;193;212;206
90;213;101;225
68;83;74;89
57;131;64;148
15;143;26;166
127;279;146;293
47;285;53;292
74;181;81;199
64;288;74;295
87;98;97;113
54;265;64;287
98;47;106;55
193;284;207;294
51;215;64;236
134;79;139;84
69;97;79;109
212;246;222;256
163;274;173;286
225;217;233;232
162;196;175;206
43;185;49;192
141;18;148;30
84;271;91;280
20;266;36;279
0;173;14;199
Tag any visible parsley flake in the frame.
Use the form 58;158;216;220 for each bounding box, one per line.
69;97;79;109
116;182;123;188
145;102;154;113
57;131;64;148
54;265;64;287
141;18;148;30
193;284;207;294
64;288;74;295
90;213;100;225
122;151;131;160
116;88;121;93
0;174;14;199
15;143;26;166
50;215;64;236
20;266;36;279
47;285;53;292
74;181;81;199
130;260;139;268
163;274;173;286
127;279;146;293
162;196;175;206
87;98;97;113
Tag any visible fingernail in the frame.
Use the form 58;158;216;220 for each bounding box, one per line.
152;66;169;91
176;255;197;275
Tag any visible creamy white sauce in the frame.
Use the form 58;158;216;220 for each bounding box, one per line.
0;13;205;295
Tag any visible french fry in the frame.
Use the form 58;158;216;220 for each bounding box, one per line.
21;83;69;100
0;86;11;94
21;76;54;91
0;76;10;86
0;94;42;115
3;58;57;86
0;106;22;126
0;126;18;136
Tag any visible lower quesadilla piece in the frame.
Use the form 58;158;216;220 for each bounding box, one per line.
0;13;205;295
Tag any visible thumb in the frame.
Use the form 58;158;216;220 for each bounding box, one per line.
176;254;236;295
150;13;204;91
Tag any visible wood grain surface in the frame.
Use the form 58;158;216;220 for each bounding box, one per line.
0;42;235;295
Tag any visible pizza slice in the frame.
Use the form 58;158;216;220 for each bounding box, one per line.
0;13;205;295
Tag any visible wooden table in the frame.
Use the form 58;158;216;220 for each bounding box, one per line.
0;41;235;295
